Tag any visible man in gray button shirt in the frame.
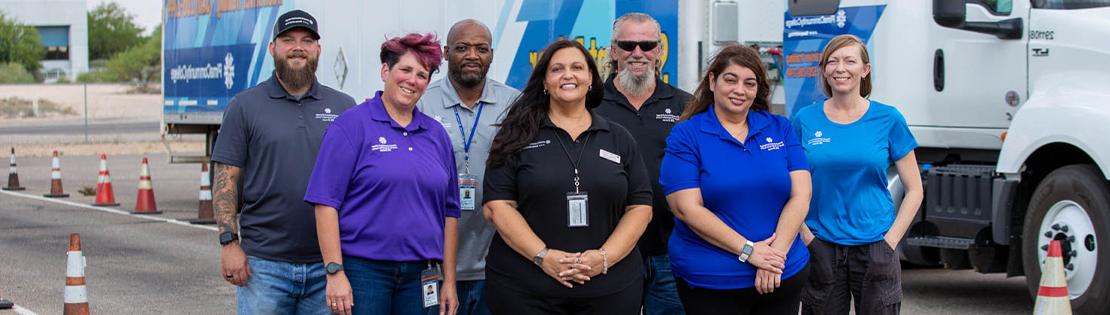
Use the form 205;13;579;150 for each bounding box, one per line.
417;19;520;315
211;10;355;314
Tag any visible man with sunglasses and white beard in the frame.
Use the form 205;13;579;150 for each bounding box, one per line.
595;12;692;315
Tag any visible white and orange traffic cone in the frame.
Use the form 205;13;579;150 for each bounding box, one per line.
3;147;25;191
63;233;89;315
44;150;69;198
132;157;160;214
92;154;119;207
189;163;215;224
1033;240;1072;315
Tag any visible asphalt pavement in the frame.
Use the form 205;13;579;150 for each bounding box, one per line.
0;153;1035;314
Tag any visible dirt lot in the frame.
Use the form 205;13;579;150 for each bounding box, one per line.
0;84;204;157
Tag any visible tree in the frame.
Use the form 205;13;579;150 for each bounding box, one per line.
80;23;160;83
0;13;45;75
87;2;144;60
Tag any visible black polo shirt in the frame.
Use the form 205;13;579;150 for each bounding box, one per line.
483;111;652;298
595;78;692;257
212;74;356;263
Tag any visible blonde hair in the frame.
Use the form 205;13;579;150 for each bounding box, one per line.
819;34;871;98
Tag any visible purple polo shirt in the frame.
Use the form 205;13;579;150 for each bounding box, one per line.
304;91;460;262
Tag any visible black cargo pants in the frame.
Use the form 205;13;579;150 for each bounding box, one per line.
800;238;902;315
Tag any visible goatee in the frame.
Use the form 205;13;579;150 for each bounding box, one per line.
615;64;655;97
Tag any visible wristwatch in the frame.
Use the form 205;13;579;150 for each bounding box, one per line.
738;240;755;263
532;248;550;266
325;262;344;275
219;232;239;246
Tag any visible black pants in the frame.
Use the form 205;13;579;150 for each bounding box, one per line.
675;263;809;315
484;277;642;315
800;239;902;315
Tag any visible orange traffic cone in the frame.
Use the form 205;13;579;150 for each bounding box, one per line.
3;147;25;191
63;233;90;315
189;163;215;224
92;154;119;207
1033;240;1072;315
131;157;160;215
44;150;69;198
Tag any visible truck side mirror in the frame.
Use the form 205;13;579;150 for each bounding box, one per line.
932;0;1022;39
933;0;966;28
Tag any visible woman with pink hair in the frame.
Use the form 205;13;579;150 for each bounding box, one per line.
306;33;461;315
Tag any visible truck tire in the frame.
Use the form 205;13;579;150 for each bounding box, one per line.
1022;164;1110;314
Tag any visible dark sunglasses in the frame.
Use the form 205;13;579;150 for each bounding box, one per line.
615;40;659;52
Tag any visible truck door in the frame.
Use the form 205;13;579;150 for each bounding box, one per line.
929;0;1029;130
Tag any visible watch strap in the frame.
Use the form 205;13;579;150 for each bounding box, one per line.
738;240;755;263
532;248;549;266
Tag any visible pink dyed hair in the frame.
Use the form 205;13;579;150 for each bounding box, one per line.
380;33;443;74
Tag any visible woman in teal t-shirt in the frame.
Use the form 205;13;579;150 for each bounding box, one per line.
792;34;924;314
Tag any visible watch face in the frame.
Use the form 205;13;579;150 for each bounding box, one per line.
219;232;235;245
326;263;342;274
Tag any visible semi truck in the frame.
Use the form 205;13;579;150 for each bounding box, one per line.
160;0;789;162
783;1;1110;313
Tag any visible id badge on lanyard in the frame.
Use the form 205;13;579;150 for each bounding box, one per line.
420;262;442;308
567;191;589;227
454;104;484;211
459;173;479;211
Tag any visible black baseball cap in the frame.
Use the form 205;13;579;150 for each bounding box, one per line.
273;9;320;40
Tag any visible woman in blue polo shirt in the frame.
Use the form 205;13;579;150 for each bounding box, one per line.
660;44;812;314
792;34;923;315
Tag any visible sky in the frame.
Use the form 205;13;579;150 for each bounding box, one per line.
86;0;162;35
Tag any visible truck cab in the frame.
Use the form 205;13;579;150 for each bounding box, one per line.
783;1;1110;313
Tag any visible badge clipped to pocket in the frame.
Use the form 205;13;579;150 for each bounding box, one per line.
458;173;479;211
420;264;442;308
566;192;589;227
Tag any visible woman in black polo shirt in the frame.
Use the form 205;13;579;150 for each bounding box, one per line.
482;39;653;314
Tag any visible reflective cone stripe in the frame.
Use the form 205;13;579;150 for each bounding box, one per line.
4;147;24;191
92;154;119;206
63;233;89;315
1033;240;1072;315
194;163;215;222
45;150;69;198
132;157;160;214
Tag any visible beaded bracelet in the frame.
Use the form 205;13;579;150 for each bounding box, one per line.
598;248;609;275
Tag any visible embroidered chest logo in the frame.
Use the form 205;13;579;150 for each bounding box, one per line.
655;107;680;123
372;136;399;152
433;115;452;129
523;140;551;150
808;130;832;146
315;107;339;122
759;137;785;151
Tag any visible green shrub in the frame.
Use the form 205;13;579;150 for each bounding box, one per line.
0;63;35;83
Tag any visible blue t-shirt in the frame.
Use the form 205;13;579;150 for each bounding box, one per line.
791;100;917;245
660;106;810;289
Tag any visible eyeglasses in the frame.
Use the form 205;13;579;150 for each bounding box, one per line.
615;40;659;52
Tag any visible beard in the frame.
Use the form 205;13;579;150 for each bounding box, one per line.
274;51;318;90
615;61;656;97
449;62;486;89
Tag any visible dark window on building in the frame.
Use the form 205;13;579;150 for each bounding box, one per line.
37;26;70;60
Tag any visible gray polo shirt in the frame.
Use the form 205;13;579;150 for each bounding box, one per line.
417;77;520;281
212;74;356;263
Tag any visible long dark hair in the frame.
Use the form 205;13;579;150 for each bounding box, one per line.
681;44;770;120
487;39;605;167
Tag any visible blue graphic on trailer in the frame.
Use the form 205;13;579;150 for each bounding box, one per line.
163;2;291;119
782;5;884;117
506;0;680;89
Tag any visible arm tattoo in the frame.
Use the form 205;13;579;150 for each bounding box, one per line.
213;163;241;234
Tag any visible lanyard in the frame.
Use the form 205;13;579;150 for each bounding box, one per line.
453;102;485;174
553;131;593;193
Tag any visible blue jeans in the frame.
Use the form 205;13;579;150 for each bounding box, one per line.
453;280;491;315
237;255;328;315
643;254;685;315
345;256;432;315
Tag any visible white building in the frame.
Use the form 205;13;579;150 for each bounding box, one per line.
0;0;89;82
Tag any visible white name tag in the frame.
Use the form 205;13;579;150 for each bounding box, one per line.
599;149;621;164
